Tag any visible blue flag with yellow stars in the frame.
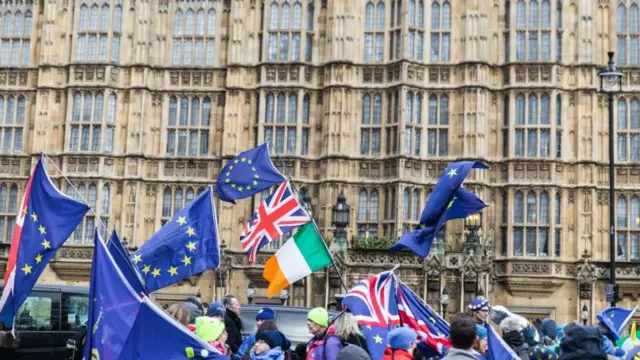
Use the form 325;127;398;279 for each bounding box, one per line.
106;230;148;296
133;186;220;292
215;143;286;203
85;230;228;360
485;322;520;360
0;156;90;326
390;161;489;258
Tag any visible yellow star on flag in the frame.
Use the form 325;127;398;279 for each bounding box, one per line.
152;268;161;277
186;227;196;237
30;213;38;222
234;159;239;164
447;196;458;209
231;184;237;189
41;239;51;250
186;241;197;251
38;225;46;235
374;335;383;344
253;180;258;186
248;159;252;164
225;178;231;183
241;157;246;162
132;254;142;264
35;254;43;264
238;187;244;192
168;266;178;276
142;265;151;274
181;255;192;266
177;216;187;225
22;264;32;274
447;168;458;178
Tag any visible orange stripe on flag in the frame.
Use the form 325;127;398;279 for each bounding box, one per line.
263;255;291;298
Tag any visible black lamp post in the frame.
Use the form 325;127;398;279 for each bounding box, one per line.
598;51;623;307
440;287;450;317
581;304;589;325
331;191;350;255
464;212;483;255
247;282;255;305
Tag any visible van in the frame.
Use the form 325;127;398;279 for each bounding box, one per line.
0;284;89;360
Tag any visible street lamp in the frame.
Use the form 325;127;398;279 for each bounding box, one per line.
331;191;350;255
599;51;624;307
247;282;255;305
464;212;483;255
440;288;450;317
581;304;589;325
279;289;288;306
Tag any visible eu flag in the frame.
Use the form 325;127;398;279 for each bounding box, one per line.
106;230;148;296
597;306;637;340
0;156;90;326
133;186;220;292
485;323;520;360
215;143;286;203
390;161;489;258
85;230;228;360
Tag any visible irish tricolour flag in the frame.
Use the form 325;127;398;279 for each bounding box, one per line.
263;223;331;297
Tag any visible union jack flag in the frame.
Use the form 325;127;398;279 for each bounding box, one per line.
241;181;311;263
343;270;400;327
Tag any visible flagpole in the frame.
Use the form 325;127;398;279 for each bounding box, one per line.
266;140;349;294
39;151;110;239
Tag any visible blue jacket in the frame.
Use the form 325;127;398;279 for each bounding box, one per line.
236;333;256;359
249;347;285;360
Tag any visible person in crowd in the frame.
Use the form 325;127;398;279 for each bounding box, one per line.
382;327;418;360
294;343;307;360
523;325;539;347
167;303;191;328
223;295;244;355
336;344;370;360
334;312;369;354
443;313;480;360
558;322;608;360
468;297;490;326
207;301;226;321
195;316;229;355
539;318;559;345
182;295;204;321
471;325;487;360
236;307;278;359
249;330;289;360
500;316;531;360
306;307;342;360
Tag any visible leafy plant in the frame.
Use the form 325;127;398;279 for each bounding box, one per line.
352;237;396;249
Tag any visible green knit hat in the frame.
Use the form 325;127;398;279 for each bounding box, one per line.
307;307;329;328
195;316;225;342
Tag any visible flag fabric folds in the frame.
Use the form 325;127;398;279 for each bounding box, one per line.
597;306;638;341
0;156;90;326
85;230;228;360
390;161;489;258
134;186;221;292
485;322;520;360
262;223;331;297
107;230;148;296
215;143;286;204
242;181;311;263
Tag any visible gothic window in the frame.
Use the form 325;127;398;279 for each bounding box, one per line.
361;94;382;156
554;191;561;257
383;188;397;238
301;94;311;155
266;0;313;62
404;91;422;156
161;186;201;226
69;91;116;153
513;93;553;158
427;94;448;156
0;1;32;66
76;0;122;63
430;0;451;62
364;0;385;62
616;195;640;260
357;189;379;239
407;0;425;60
385;91;400;155
166;95;212;157
0;95;26;154
512;190;550;257
0;184;18;243
616;98;640;162
264;92;308;155
617;3;640;65
389;0;403;60
66;182;109;244
556;94;562;158
513;0;559;62
401;187;420;235
173;3;217;66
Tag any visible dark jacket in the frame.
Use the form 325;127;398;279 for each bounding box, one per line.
225;308;244;355
342;333;370;355
559;325;608;360
502;330;531;360
182;296;204;322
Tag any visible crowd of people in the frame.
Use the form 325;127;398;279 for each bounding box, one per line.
163;294;635;360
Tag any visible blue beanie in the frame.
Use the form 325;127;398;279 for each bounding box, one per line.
256;307;276;321
387;327;418;350
476;324;487;340
206;301;225;317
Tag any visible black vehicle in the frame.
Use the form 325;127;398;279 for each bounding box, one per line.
0;284;89;360
239;305;339;348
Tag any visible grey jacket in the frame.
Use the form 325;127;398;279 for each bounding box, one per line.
442;348;478;360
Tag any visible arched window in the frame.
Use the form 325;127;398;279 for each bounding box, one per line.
101;184;110;214
412;189;420;221
302;95;310;124
270;3;279;29
173;4;216;66
358;190;367;221
370;190;379;221
515;95;525;124
69;91;115;154
163;187;172;217
539;192;549;224
618;197;628;227
514;191;524;223
526;192;537;223
403;189;411;221
174;188;184;214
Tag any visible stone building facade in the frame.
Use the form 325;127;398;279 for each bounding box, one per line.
0;0;638;324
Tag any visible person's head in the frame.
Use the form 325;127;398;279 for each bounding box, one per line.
167;304;191;327
223;295;241;315
334;312;361;340
255;330;285;354
195;317;227;344
259;320;279;331
336;344;371;360
387;327;418;352
450;313;478;351
256;307;276;327
500;315;525;335
206;301;225;319
468;297;490;323
474;324;488;354
307;307;329;335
